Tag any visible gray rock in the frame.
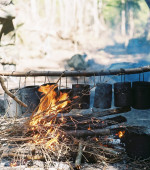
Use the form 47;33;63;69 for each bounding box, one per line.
48;162;70;170
67;54;87;70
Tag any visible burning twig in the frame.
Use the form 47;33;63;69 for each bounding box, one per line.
0;76;27;108
75;141;83;169
29;71;66;118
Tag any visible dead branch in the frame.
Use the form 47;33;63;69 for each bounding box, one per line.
67;129;110;137
62;115;127;130
58;107;130;123
97;145;121;156
75;141;83;169
1;147;44;160
0;76;27;108
5;137;33;142
0;66;150;77
92;107;131;117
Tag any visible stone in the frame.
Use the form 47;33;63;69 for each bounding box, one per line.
67;54;87;70
48;162;70;170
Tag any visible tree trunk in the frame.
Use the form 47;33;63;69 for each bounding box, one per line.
124;0;134;46
51;0;57;27
44;0;51;18
144;10;150;40
76;0;85;33
93;0;100;37
129;9;134;38
30;0;37;20
125;0;129;46
59;0;65;29
121;0;126;36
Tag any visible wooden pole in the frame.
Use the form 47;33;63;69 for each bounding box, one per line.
0;66;150;77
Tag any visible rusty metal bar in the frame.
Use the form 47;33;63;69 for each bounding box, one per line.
0;66;150;77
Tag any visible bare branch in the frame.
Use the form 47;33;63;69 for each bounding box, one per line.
0;76;27;108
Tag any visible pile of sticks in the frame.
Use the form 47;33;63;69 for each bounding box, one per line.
58;107;129;168
0;74;134;169
59;107;129;137
0;107;129;168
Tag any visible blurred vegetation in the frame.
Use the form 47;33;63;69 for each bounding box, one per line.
102;0;149;36
13;0;149;38
2;0;150;63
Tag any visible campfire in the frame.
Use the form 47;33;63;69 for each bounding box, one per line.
0;73;150;170
28;84;69;149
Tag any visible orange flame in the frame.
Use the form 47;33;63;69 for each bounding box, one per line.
116;131;125;138
93;137;99;142
88;124;91;130
72;96;79;99
28;84;70;149
99;143;108;147
10;162;17;167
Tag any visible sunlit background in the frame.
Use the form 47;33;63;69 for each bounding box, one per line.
0;0;150;73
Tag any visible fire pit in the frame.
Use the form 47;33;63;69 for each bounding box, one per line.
0;83;129;169
0;68;150;169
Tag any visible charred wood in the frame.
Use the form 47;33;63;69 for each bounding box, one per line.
66;129;111;137
57;107;131;122
61;116;127;130
96;145;121;156
75;141;83;169
1;147;44;160
92;107;131;117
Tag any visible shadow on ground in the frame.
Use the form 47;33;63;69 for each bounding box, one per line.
98;37;150;55
87;57;150;83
